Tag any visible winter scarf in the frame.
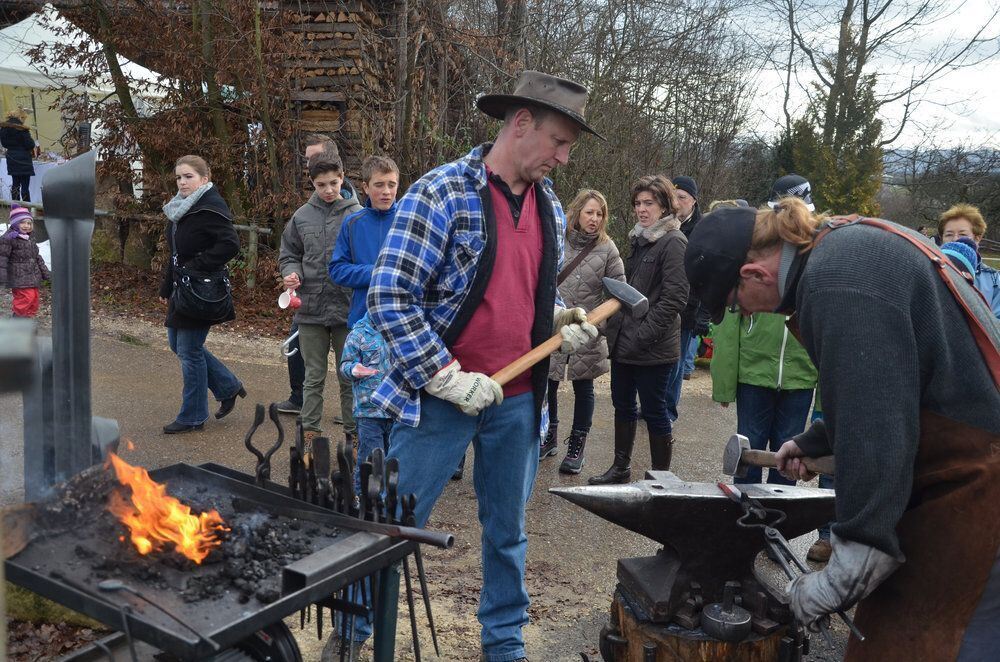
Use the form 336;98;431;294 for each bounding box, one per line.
628;215;681;243
163;182;214;222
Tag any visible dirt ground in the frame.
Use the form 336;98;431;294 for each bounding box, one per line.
1;311;846;661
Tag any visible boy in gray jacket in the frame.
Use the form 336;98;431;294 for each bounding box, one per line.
279;154;362;446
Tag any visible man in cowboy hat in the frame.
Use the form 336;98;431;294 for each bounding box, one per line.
368;71;600;661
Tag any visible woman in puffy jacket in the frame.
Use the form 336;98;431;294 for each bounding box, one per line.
590;175;689;484
158;155;244;434
1;109;36;202
540;189;625;474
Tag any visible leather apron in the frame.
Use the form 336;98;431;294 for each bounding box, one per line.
844;410;1000;660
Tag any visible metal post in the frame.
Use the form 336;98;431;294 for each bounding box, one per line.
36;151;98;479
246;225;258;289
22;338;55;500
371;564;401;662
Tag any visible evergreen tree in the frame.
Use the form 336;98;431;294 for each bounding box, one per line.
780;75;884;215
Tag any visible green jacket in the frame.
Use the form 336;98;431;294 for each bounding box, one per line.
711;311;818;403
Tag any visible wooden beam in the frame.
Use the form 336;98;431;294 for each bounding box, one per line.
285;1;366;13
287;22;358;33
291;90;347;102
302;75;366;86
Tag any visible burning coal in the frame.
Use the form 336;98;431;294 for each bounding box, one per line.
106;453;228;564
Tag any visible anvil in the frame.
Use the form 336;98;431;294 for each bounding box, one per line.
551;471;834;624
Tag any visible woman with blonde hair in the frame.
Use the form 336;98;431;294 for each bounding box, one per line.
937;203;1000;318
540;189;625;474
685;197;1000;660
590;175;689;484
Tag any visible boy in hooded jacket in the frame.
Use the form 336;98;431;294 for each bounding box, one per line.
279;153;362;446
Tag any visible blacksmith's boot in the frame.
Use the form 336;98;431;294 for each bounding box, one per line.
539;424;558;460
559;429;588;474
588;419;636;485
648;431;674;471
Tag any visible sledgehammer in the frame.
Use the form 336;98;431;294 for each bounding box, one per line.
722;433;836;479
491;278;648;386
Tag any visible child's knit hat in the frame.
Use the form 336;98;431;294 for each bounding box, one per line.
941;240;978;275
8;205;32;230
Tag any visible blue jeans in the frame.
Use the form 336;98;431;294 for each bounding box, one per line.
389;392;538;662
167;327;242;426
733;383;814;485
682;333;698;376
665;329;696;421
354;417;393;493
610;361;674;436
817;473;834;539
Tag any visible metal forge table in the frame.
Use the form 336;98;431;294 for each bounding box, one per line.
5;462;431;661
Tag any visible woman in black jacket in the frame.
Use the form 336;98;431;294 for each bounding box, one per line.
590;175;689;484
158;155;245;434
1;110;36;202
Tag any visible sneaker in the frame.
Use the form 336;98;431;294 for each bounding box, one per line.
807;538;833;563
275;399;301;415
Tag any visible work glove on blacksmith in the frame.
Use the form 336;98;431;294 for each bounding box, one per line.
425;359;503;417
787;532;901;626
553;306;599;353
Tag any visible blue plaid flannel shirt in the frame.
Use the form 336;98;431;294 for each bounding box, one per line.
368;143;566;427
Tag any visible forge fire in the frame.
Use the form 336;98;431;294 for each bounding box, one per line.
106;453;228;563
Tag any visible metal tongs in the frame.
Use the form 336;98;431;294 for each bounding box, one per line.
716;482;865;646
244;403;285;487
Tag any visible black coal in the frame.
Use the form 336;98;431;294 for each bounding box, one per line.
24;464;342;606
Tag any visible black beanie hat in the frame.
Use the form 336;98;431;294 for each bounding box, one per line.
672;176;698;200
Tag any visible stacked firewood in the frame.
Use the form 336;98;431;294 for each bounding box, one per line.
282;0;396;174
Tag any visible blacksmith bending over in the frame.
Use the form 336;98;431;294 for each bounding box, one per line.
367;71;600;662
684;198;1000;660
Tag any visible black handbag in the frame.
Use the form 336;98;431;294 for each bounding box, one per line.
170;223;234;322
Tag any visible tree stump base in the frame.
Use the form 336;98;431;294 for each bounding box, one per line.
605;591;792;661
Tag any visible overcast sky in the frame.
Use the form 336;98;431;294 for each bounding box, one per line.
745;0;1000;149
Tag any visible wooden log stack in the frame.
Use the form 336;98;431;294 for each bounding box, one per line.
281;0;396;178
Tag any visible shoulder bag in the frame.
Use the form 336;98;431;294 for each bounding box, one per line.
170;222;234;323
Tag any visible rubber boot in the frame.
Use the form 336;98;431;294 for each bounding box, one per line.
648;431;674;471
559;429;588;474
588;420;636;485
539;424;558;460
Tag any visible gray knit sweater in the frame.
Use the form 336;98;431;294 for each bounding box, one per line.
784;222;1000;559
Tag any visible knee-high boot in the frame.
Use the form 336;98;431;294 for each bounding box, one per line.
588;419;637;485
648;429;674;471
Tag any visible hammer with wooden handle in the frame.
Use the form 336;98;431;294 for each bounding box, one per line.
490;278;648;386
722;433;836;479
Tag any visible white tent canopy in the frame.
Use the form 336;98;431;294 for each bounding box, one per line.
0;4;164;96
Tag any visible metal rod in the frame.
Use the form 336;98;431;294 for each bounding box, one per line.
413;545;440;656
402;557;422;662
0;198;272;234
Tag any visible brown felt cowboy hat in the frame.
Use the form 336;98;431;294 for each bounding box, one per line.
476;70;603;140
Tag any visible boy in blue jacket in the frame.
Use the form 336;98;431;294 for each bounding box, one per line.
328;156;400;328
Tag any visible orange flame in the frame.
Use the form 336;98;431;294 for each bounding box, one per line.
106;453;227;564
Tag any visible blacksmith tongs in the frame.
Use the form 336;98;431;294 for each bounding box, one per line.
717;482;864;644
244;403;285;487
